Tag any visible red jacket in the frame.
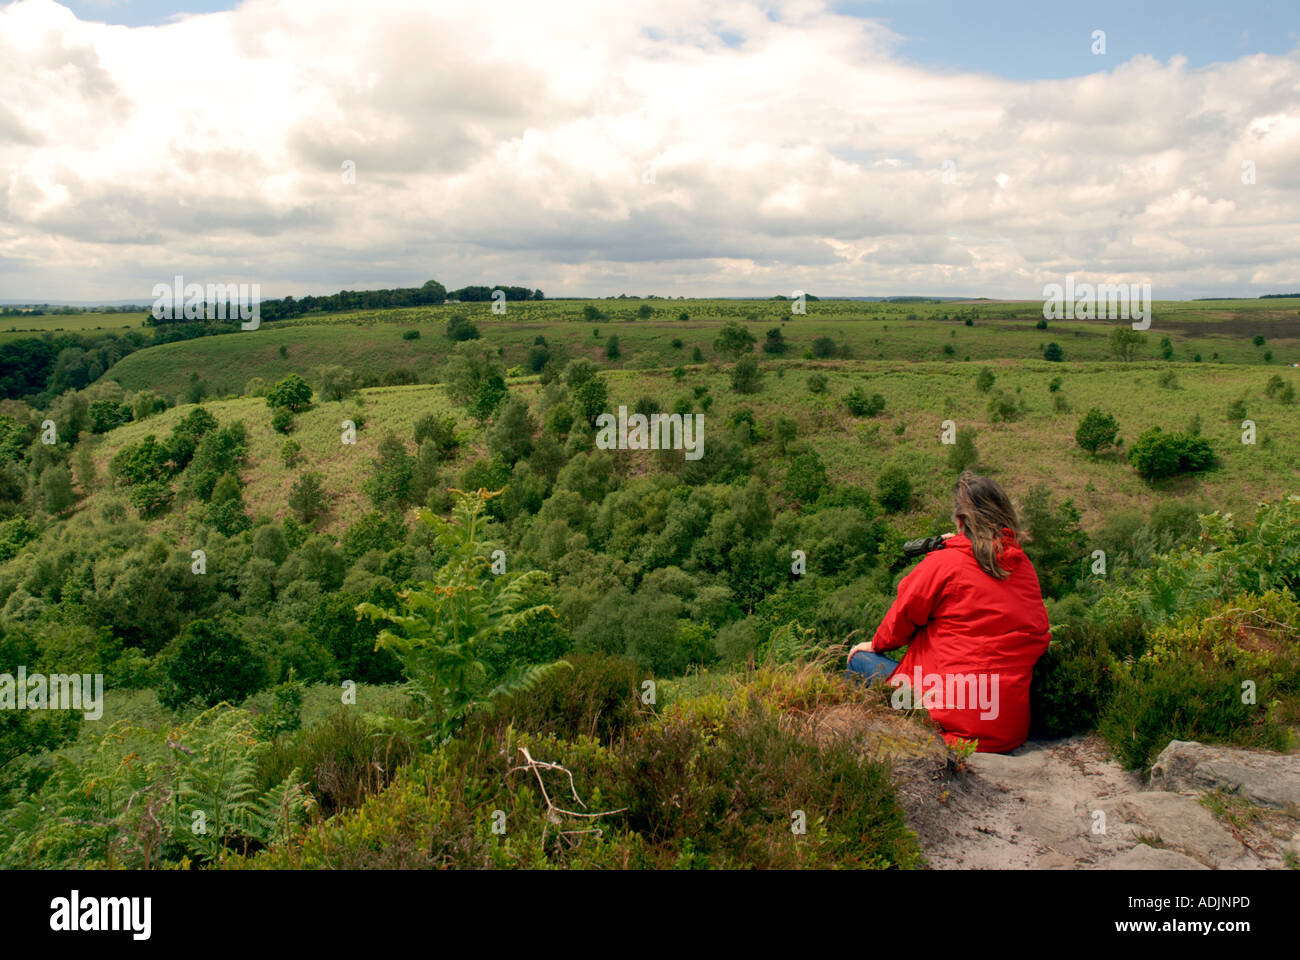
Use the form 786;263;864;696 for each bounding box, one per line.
870;531;1050;753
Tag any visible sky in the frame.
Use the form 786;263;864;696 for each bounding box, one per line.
2;0;1298;300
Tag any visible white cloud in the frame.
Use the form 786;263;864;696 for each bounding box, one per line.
1;0;1298;299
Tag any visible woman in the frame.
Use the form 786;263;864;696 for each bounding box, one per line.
846;471;1051;753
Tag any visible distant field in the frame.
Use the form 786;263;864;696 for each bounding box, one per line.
0;310;149;343
85;355;1300;541
94;297;1300;399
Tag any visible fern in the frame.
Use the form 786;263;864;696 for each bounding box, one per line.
358;488;564;743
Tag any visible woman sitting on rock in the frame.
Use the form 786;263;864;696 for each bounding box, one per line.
846;471;1051;753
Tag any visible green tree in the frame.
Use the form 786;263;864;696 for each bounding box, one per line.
731;355;763;394
762;327;789;354
1109;328;1147;362
1043;342;1064;362
159;619;267;709
1075;408;1119;455
975;367;996;393
714;321;757;359
266;374;313;412
487;397;538;466
876;464;912;513
947;426;978;472
1020;484;1088;598
39;464;75;513
315;365;360;402
288;471;330;524
364;432;416;512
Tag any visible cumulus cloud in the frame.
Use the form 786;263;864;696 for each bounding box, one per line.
1;0;1298;299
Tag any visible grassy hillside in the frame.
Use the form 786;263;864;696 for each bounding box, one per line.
96;297;1300;398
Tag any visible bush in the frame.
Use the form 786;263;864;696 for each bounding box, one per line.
477;653;647;745
785;450;829;503
975;367;995;393
605;335;621;360
259;709;416;817
876;464;911;513
280;439;302;468
810;336;838;359
844;387;885;417
806;373;828;394
947;426;978;472
714;322;756;359
986;390;1020;422
402;329;420;340
1043;342;1063;362
731;355;763;394
1127;428;1215;480
271;406;294;434
445;315;480;341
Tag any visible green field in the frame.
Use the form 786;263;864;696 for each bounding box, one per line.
90;298;1300;399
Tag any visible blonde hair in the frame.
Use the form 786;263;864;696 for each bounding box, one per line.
952;471;1020;579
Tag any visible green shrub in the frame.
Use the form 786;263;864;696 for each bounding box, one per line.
1127;427;1215;480
478;652;648;745
876;464;911;514
844;387;885;417
1075;408;1119;455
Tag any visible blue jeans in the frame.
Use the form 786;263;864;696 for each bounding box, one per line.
846;650;898;684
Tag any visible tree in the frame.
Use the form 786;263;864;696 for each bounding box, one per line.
573;376;608;423
714;321;756;359
731;355;763;394
159;619;266;710
40;464;75;513
947;426;978;472
445;340;504;408
364;432;416;512
762;327;789;354
876;464;912;513
1075;408;1119;455
1020;484;1088;598
604;335;621;360
315;365;360;402
1043;342;1064;362
785;450;828;502
445;315;480;341
288;471;330;524
487;397;538;466
266;374;313;412
414;414;460;460
975;367;996;393
1109;328;1147;362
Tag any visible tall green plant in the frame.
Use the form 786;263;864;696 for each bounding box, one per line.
357;488;567;743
